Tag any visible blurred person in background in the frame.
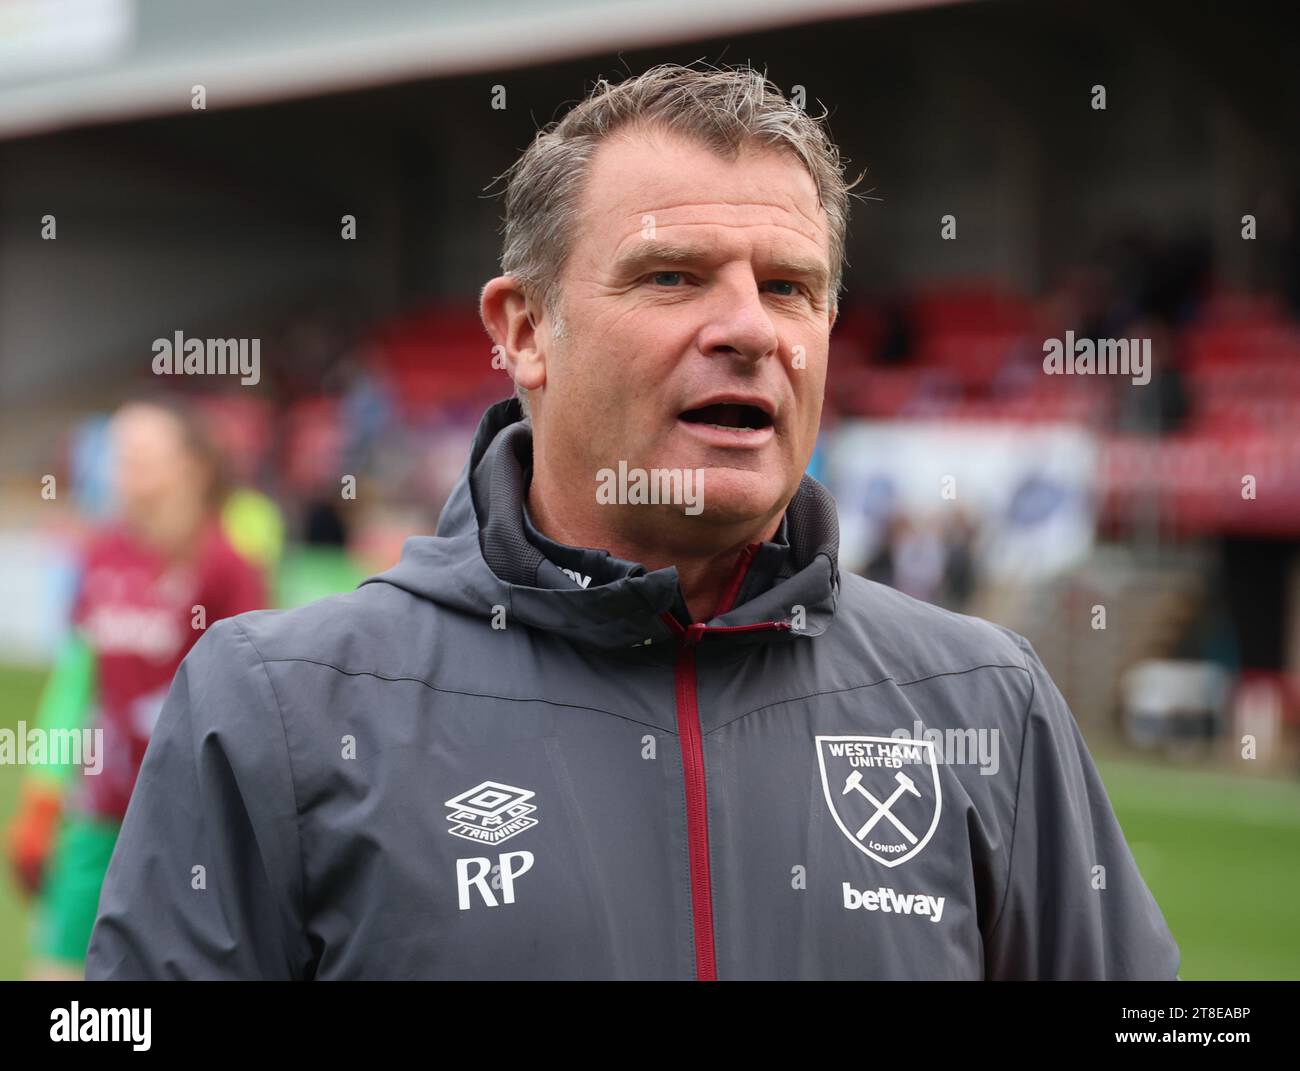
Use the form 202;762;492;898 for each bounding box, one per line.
4;397;267;979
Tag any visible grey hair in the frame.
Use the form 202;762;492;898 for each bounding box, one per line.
493;62;864;423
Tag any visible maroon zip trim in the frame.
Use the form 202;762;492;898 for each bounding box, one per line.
672;634;714;980
659;543;788;980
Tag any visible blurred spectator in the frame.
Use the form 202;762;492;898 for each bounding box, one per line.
5;398;269;980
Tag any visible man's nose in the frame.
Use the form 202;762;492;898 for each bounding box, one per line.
696;276;780;363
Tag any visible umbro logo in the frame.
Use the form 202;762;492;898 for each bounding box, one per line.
445;780;538;844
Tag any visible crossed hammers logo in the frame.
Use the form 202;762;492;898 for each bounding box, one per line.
842;769;921;844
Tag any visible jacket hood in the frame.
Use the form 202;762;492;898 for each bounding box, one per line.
362;397;840;650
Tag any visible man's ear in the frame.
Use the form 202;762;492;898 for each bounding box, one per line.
480;276;547;393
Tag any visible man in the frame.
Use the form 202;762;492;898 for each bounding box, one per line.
86;64;1180;980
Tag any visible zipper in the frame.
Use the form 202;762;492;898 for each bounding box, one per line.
660;543;789;981
672;631;714;980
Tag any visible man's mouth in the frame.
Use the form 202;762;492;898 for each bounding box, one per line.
677;403;774;433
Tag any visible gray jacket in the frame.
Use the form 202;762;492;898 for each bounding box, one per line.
86;397;1180;980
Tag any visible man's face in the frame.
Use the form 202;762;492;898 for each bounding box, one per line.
536;125;835;531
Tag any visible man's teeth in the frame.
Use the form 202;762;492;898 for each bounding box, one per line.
705;422;761;432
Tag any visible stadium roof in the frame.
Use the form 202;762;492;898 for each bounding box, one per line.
0;0;967;140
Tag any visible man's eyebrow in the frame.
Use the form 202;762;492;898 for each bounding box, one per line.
610;241;714;277
611;241;830;291
767;255;830;290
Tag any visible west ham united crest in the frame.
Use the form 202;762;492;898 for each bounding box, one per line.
816;735;942;867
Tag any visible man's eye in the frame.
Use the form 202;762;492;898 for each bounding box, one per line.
763;280;803;298
648;271;685;286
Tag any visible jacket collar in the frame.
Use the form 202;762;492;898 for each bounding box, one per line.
370;397;840;650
